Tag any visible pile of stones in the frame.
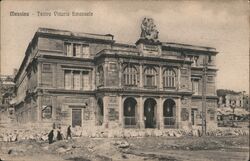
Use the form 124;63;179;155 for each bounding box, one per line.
0;126;249;142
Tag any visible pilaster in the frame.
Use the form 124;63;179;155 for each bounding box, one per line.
158;97;164;129
139;64;143;88
103;96;109;128
118;96;123;127
176;97;181;128
37;63;41;86
159;66;163;90
92;68;96;90
138;96;144;128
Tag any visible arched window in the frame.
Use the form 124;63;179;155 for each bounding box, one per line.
123;64;138;86
163;69;176;88
144;67;157;87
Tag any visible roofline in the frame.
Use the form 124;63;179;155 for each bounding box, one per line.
162;42;218;54
36;27;114;42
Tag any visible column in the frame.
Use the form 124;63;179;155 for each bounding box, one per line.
138;96;144;128
80;71;83;90
176;97;181;128
37;63;41;87
104;63;108;86
52;64;56;88
178;68;181;90
80;44;83;58
118;62;122;87
92;68;96;90
118;96;123;127
159;66;163;90
71;71;73;89
69;43;73;57
158;97;163;129
103;96;109;128
139;64;143;88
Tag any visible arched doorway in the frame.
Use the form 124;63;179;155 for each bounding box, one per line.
163;99;176;128
123;97;137;128
144;98;157;128
97;98;104;126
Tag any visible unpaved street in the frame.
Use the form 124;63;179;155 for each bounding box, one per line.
0;136;249;161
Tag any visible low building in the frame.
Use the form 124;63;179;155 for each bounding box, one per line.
217;90;249;109
13;18;218;130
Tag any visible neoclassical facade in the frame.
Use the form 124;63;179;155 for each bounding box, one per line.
14;21;218;129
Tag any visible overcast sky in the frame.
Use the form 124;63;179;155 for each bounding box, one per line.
1;0;249;93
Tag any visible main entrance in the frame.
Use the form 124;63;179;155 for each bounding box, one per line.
72;109;82;127
123;97;137;128
163;99;176;128
144;98;157;128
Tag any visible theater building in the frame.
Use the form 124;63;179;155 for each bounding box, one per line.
14;19;218;129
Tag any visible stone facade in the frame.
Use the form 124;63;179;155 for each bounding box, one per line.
13;26;218;130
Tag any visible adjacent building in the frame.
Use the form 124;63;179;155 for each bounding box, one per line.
217;90;249;110
0;75;15;125
13;18;218;130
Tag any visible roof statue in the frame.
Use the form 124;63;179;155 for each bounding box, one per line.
140;18;159;41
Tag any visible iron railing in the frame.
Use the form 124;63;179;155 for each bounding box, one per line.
124;116;137;128
164;117;177;128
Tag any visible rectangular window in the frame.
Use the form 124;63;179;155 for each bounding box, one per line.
146;75;153;86
41;63;52;86
42;64;52;73
66;43;83;57
73;71;80;90
82;72;90;90
66;43;72;56
73;44;81;57
64;70;71;89
207;76;214;82
82;45;89;58
192;80;199;95
72;109;82;127
109;63;117;71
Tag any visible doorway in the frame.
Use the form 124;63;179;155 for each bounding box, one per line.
72;109;82;127
144;98;157;128
124;97;137;127
163;99;176;127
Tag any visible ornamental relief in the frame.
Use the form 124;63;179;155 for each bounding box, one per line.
181;108;189;121
181;98;191;107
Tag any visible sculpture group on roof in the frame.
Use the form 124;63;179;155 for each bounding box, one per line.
140;18;159;41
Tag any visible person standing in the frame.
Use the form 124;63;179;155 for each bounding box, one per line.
48;129;54;144
66;125;72;140
57;127;63;141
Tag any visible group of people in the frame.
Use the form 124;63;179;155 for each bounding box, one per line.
48;125;72;144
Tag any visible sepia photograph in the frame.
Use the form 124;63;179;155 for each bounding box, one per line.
0;0;249;161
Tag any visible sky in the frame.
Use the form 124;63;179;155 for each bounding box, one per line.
0;0;249;94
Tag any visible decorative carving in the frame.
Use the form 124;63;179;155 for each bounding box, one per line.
181;108;189;121
181;98;188;105
109;108;119;121
140;18;159;41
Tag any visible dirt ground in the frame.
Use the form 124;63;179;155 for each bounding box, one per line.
0;136;249;161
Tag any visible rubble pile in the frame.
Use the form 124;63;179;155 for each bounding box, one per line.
206;128;249;136
0;125;50;142
0;126;248;142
